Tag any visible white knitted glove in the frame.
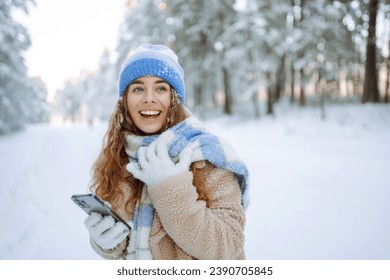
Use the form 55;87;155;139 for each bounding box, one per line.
84;212;130;249
126;133;193;187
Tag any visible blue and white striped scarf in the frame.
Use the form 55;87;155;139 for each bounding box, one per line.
124;116;249;259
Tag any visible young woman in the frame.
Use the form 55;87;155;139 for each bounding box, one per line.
84;44;249;260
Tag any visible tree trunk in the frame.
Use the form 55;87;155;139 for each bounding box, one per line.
290;0;296;105
252;89;260;118
275;54;286;102
266;72;274;115
193;83;203;108
290;64;295;104
299;68;306;107
363;0;380;103
222;67;233;115
317;70;326;120
354;66;364;97
385;59;390;103
298;0;306;107
385;40;390;103
193;83;204;117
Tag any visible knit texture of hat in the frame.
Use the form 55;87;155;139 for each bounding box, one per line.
118;44;186;103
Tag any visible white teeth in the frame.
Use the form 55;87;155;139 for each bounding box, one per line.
141;111;160;116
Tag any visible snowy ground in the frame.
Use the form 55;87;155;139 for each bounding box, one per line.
1;103;390;260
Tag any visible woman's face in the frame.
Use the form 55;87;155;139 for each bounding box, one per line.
126;76;171;135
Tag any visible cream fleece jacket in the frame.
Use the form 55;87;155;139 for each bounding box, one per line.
90;161;246;260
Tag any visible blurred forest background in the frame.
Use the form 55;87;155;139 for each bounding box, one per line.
1;0;389;134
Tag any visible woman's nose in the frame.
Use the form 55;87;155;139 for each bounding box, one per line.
143;88;156;103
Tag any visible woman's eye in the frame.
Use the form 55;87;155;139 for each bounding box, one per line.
157;86;169;93
131;87;143;93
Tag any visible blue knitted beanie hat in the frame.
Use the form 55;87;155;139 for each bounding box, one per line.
118;43;185;103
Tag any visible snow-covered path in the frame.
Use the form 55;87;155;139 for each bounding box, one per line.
1;104;390;259
0;124;102;259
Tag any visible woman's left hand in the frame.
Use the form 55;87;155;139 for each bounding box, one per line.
126;133;193;187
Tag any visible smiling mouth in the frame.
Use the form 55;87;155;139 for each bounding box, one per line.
140;110;162;118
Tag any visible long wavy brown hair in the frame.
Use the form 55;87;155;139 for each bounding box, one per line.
89;88;197;212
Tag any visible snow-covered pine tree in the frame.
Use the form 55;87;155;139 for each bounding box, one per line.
166;0;240;115
0;0;47;134
116;0;175;70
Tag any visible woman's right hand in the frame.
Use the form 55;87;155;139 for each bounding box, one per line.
84;212;130;249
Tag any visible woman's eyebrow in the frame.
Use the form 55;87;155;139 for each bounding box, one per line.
155;79;168;84
130;80;144;85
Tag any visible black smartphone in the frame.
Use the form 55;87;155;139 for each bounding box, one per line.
71;193;131;230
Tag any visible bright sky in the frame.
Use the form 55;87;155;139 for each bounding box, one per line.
18;0;126;100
